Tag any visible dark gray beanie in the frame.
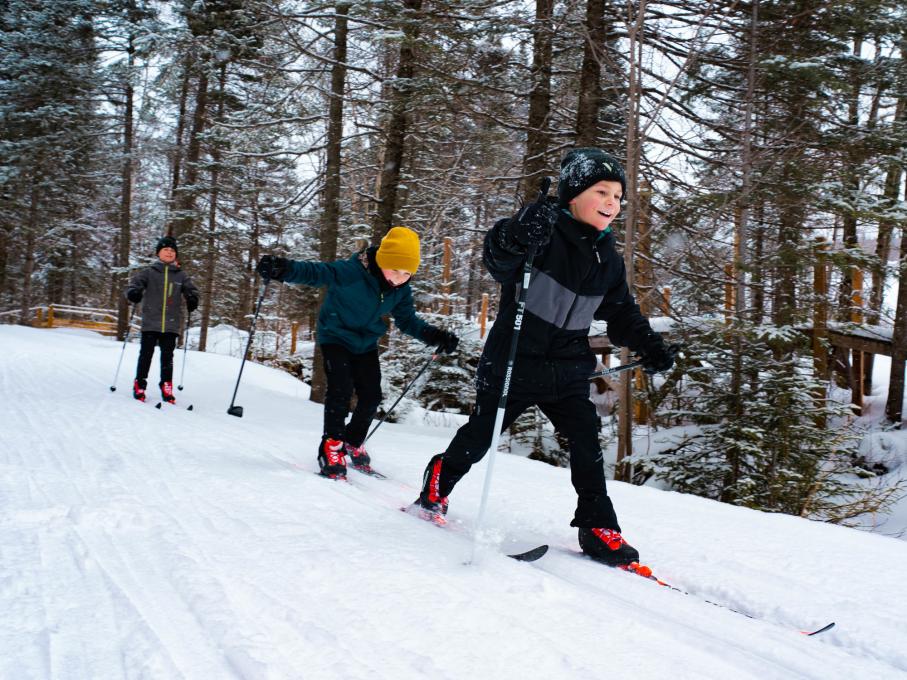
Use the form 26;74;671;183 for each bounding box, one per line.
155;236;178;255
557;148;627;207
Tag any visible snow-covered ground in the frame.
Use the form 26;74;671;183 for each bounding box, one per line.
3;325;907;679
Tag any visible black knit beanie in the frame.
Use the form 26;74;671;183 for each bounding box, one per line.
557;148;627;207
155;236;178;255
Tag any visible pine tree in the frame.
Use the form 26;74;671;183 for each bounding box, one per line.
651;319;898;522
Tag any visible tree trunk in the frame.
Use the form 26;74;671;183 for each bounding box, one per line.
835;36;865;322
168;58;191;222
199;62;227;353
312;2;350;405
19;182;39;324
518;0;554;203
168;67;209;246
616;0;646;482
0;224;8;300
886;222;907;423
116;27;136;341
574;0;605;147
371;0;422;242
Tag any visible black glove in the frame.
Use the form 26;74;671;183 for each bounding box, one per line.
126;289;143;304
256;255;290;282
186;295;199;313
511;199;559;250
423;326;459;354
637;332;675;375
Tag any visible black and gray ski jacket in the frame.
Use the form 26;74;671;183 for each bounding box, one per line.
125;261;199;334
477;204;655;400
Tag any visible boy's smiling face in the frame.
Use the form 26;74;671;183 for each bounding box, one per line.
568;180;622;231
158;247;177;264
381;268;412;286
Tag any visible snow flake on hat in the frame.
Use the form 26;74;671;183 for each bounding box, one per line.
562;151;612;187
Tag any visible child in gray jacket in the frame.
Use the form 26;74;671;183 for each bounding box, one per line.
125;236;199;403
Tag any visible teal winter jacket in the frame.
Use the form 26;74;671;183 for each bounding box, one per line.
283;248;431;354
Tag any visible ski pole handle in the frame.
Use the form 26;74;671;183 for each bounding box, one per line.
517;176;552;222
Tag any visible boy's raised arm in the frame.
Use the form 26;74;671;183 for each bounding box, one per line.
256;255;356;288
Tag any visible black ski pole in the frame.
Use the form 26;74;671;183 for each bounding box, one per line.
588;359;644;380
109;304;138;392
178;310;191;391
227;278;271;417
469;176;550;565
364;351;437;445
588;344;681;379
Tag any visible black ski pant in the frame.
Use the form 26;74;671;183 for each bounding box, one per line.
135;331;178;384
321;343;382;447
438;391;620;531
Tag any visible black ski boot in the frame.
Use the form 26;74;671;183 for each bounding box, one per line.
578;527;640;567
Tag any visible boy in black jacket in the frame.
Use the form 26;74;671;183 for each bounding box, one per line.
410;148;674;567
125;236;199;404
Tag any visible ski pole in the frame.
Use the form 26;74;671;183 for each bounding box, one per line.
109;304;138;392
469;176;551;565
178;310;191;391
588;344;682;379
588;359;643;379
227;278;271;417
364;351;437;445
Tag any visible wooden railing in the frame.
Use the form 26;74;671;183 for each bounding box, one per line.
0;304;123;336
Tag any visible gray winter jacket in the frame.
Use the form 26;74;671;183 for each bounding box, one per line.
125;261;199;334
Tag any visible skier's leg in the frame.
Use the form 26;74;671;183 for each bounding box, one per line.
429;391;530;497
538;396;619;531
344;349;382;448
158;333;177;383
320;344;355;442
135;331;156;386
538;396;638;565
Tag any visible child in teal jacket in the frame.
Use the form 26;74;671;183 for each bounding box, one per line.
257;227;458;479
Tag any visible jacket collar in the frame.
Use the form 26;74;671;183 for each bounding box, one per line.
151;260;180;273
555;209;615;253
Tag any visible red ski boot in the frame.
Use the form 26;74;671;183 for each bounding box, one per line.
318;438;347;479
408;453;449;525
159;381;176;404
133;379;146;402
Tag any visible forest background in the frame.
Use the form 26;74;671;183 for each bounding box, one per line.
2;0;906;527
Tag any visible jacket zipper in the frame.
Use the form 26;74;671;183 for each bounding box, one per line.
161;266;168;333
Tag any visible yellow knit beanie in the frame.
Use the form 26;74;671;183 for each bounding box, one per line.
375;226;421;274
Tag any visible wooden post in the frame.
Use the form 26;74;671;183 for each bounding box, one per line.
636;183;654;315
35;308;43;325
47;305;55;328
615;348;632;481
851;268;864;415
660;287;671;316
291;321;299;355
479;293;489;339
634;367;648;424
441;237;452;315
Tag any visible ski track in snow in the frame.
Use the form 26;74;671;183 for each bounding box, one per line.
2;326;907;679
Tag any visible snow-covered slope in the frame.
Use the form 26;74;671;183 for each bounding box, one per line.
2;325;906;679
